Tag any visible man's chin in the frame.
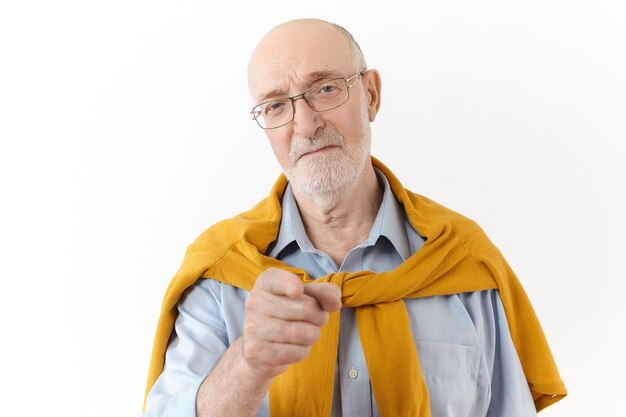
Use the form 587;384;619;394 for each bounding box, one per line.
287;169;357;209
284;145;368;208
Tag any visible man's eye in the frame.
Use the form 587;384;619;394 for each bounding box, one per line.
264;101;285;115
312;81;342;99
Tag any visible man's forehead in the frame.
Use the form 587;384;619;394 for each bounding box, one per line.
248;19;355;101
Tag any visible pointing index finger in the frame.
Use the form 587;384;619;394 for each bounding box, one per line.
256;268;304;299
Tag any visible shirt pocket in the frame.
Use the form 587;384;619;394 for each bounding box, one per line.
415;341;481;417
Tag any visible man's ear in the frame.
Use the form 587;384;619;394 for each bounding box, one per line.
363;69;382;122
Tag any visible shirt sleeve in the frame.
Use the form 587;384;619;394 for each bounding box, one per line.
460;290;537;417
142;278;229;417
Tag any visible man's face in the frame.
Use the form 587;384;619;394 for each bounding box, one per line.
248;20;379;207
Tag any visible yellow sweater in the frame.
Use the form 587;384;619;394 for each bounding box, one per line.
144;157;566;416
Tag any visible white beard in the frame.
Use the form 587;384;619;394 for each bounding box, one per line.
284;109;371;210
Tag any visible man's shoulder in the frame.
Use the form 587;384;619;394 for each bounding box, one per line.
402;189;505;270
406;190;486;238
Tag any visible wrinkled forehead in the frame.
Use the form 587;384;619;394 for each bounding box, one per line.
248;22;356;103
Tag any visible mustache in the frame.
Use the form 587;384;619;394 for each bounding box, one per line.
289;129;346;163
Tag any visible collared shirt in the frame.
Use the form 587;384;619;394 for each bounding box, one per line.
143;170;536;417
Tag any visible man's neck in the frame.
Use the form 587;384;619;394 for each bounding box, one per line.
291;163;384;267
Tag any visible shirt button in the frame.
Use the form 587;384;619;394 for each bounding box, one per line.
348;367;358;380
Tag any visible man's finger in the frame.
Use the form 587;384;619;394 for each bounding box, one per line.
256;268;303;298
250;291;330;326
303;282;342;312
248;317;322;346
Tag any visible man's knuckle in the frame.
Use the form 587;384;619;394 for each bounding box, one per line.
298;345;312;360
243;321;260;340
303;325;320;344
310;325;321;341
245;295;261;312
282;321;296;340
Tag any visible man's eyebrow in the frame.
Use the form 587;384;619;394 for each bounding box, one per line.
304;70;337;81
257;88;287;104
256;71;341;103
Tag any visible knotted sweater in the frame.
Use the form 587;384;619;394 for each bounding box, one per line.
143;157;566;416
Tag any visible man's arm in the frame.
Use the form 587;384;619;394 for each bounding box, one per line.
194;337;271;417
195;268;341;417
143;268;340;417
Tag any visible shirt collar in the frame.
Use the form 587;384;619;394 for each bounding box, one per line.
268;168;411;261
267;183;316;257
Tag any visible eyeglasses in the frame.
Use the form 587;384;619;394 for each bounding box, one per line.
250;72;364;129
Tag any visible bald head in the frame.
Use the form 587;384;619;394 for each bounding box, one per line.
248;19;367;103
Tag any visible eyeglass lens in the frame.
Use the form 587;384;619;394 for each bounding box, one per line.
254;78;350;129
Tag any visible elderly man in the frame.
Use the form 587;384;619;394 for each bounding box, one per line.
142;19;566;417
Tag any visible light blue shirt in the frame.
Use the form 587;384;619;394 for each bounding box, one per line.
143;170;536;417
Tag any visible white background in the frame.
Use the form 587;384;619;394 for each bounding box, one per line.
1;1;624;416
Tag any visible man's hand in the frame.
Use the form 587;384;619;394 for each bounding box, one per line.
242;268;342;380
197;268;341;417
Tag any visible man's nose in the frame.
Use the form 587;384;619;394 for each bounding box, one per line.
291;96;323;138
